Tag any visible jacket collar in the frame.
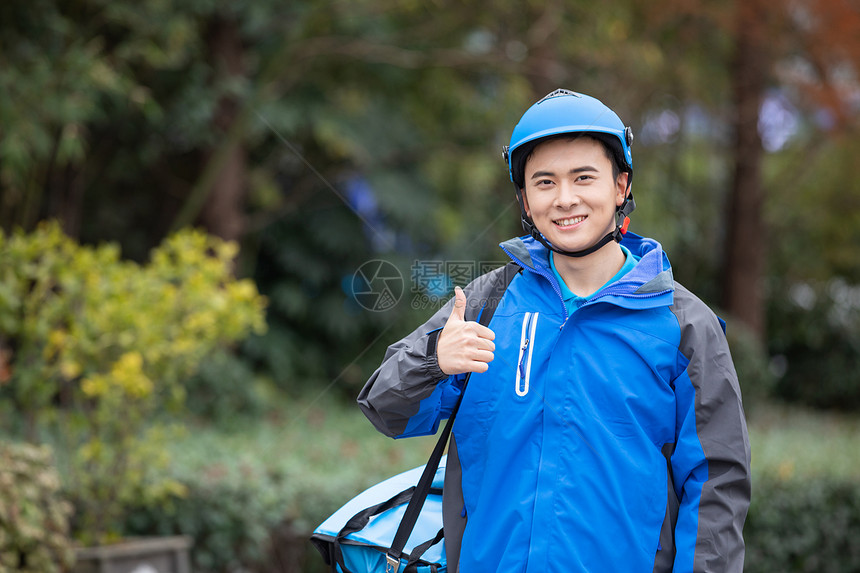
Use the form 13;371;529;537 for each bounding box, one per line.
500;232;675;305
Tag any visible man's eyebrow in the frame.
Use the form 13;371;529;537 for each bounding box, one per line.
529;166;599;180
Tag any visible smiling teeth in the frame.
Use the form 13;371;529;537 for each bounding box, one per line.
556;216;585;226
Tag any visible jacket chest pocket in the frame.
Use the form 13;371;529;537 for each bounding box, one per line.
515;312;539;397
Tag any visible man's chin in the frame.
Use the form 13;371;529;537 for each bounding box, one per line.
545;236;589;254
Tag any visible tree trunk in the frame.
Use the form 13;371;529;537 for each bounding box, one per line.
200;16;246;243
721;0;769;340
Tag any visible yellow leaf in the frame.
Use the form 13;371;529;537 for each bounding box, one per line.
59;360;82;380
81;375;107;397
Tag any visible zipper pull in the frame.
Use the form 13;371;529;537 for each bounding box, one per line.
518;338;529;378
560;315;570;330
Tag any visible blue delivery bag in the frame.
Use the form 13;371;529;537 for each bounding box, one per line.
310;457;447;573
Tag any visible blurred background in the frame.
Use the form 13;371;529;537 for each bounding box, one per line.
1;0;859;571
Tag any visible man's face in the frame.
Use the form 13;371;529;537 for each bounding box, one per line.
522;137;628;256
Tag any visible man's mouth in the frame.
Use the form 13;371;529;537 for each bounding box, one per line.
554;216;586;227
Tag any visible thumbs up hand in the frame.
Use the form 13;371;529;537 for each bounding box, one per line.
437;286;496;375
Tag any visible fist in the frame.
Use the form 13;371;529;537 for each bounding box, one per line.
437;286;496;375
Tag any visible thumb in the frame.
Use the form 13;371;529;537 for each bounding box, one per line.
448;286;467;323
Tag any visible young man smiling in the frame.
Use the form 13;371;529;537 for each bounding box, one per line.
522;135;630;298
359;89;751;572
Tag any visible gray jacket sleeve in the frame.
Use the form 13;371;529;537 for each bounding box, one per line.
670;283;752;573
356;298;453;438
357;267;507;438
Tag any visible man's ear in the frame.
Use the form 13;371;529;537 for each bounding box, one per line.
615;172;630;207
520;189;531;217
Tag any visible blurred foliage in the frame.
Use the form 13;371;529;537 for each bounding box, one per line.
723;316;776;410
120;396;436;572
764;133;860;409
183;350;272;426
0;222;266;543
0;1;857;569
746;404;860;571
0;0;859;410
105;397;860;572
123;470;284;573
766;278;860;410
0;441;75;573
0;0;200;239
745;477;860;572
748;403;860;482
766;134;860;285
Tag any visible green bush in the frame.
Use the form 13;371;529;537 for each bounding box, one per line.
121;464;331;573
122;467;286;573
0;441;74;573
745;476;860;572
182;349;270;426
109;397;436;572
767;278;860;410
0;222;267;543
723;315;776;409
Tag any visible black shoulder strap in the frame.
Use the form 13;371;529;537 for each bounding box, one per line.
385;262;521;573
464;262;520;323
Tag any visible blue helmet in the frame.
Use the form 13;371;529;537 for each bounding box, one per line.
502;89;636;258
504;89;633;187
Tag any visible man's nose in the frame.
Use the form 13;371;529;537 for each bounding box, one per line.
555;181;581;208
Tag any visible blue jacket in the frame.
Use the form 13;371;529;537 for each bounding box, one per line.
358;233;751;572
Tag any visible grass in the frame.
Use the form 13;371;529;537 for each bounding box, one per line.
168;394;438;532
746;401;860;482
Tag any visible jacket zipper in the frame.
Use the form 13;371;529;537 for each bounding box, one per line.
516;312;538;397
582;285;671;306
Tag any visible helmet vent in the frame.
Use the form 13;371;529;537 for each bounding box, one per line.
537;88;581;104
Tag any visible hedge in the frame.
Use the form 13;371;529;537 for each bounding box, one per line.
744;477;860;572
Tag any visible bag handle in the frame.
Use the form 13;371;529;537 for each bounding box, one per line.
385;262;520;573
404;527;444;570
330;485;445;573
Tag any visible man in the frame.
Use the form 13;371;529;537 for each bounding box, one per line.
358;89;751;572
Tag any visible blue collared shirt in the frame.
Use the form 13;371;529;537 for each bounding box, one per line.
550;245;639;314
